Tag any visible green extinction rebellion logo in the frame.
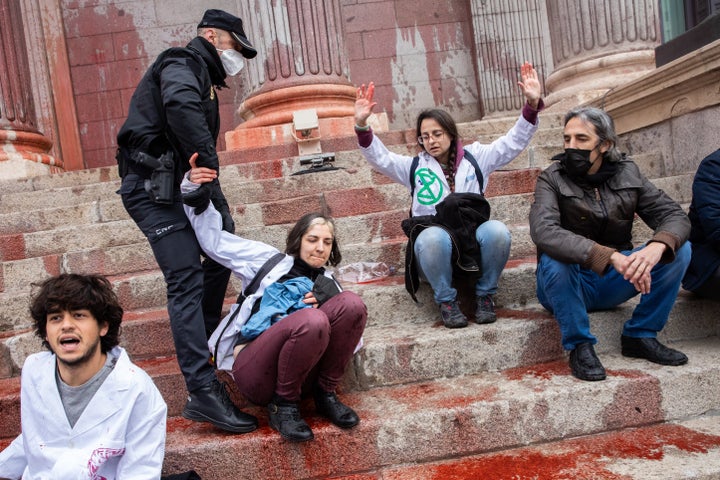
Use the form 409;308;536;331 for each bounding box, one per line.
415;168;444;205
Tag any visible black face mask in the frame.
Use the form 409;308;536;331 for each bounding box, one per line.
562;148;594;177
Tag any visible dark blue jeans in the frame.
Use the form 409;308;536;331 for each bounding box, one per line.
536;243;691;351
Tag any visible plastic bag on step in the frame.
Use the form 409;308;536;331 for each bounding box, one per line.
336;262;392;284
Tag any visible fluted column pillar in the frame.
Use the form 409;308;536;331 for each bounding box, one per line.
544;0;661;107
0;0;58;180
470;0;553;116
226;0;360;151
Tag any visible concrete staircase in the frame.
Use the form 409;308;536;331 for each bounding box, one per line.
1;115;719;479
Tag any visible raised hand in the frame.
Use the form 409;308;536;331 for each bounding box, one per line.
517;61;542;109
355;82;377;127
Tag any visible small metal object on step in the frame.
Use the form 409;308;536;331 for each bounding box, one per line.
290;108;342;175
291;152;340;175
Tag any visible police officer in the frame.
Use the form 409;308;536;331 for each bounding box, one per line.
116;9;257;433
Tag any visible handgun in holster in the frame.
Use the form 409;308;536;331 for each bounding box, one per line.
132;151;175;204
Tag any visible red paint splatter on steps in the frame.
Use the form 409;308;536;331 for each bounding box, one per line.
503;360;569;381
382;423;720;480
385;381;499;409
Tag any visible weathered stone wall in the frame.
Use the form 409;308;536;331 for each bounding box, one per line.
342;0;481;128
57;0;484;169
621;105;720;177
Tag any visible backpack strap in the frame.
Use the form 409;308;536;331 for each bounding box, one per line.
462;149;485;193
213;251;286;365
240;252;286;300
409;155;421;198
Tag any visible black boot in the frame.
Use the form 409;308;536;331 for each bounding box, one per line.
569;342;606;381
268;395;314;442
182;377;258;433
314;387;360;429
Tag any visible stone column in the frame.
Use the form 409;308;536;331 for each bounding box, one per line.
544;0;661;108
226;0;360;150
470;0;553;116
0;0;57;180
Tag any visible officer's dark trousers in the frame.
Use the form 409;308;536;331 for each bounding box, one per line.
119;174;231;392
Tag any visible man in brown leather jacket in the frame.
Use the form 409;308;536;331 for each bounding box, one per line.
529;107;691;382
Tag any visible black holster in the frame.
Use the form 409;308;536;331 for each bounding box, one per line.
117;147;175;204
141;151;174;204
126;151;174;204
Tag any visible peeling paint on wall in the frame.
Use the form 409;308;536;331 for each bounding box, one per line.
392;25;432;128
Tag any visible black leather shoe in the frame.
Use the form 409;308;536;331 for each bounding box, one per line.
569;342;606;381
621;336;688;366
182;377;258;433
314;388;360;429
268;396;314;442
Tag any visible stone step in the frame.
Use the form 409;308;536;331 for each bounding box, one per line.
1;260;533;373
0;146;408;216
0;159;541;237
3;255;715;376
0;205;540;295
461;111;566;138
346;413;720;480
0;166;692;260
0;247;537;338
5;346;719;479
0;208;411;291
150;337;719;479
356;292;718;390
0;166;119;196
1;279;715;427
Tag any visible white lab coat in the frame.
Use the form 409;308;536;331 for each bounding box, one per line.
359;113;539;217
180;177;362;371
0;346;167;480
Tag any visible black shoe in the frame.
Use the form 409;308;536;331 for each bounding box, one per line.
439;300;468;328
314;388;360;429
182;377;258;433
268;395;314;442
474;295;497;324
569;343;606;381
621;336;688;366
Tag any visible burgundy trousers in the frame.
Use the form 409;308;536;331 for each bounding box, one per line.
231;291;367;405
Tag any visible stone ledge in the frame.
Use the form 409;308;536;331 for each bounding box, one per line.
590;39;720;135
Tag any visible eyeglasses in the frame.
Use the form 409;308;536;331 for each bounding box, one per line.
418;131;445;145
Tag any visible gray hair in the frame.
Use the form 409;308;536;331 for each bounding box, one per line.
564;107;623;163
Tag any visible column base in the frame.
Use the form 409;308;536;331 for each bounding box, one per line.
0;129;60;180
228;79;388;154
544;50;656;109
237;83;357;130
225;113;388;153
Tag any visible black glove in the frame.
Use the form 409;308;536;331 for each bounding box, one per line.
209;182;235;234
312;275;341;306
182;182;212;215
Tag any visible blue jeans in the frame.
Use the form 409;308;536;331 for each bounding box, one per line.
536;242;691;351
413;220;511;304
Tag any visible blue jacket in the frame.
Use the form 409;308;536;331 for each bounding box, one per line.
683;149;720;291
240;277;314;340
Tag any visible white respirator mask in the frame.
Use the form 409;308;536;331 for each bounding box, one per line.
217;48;245;76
